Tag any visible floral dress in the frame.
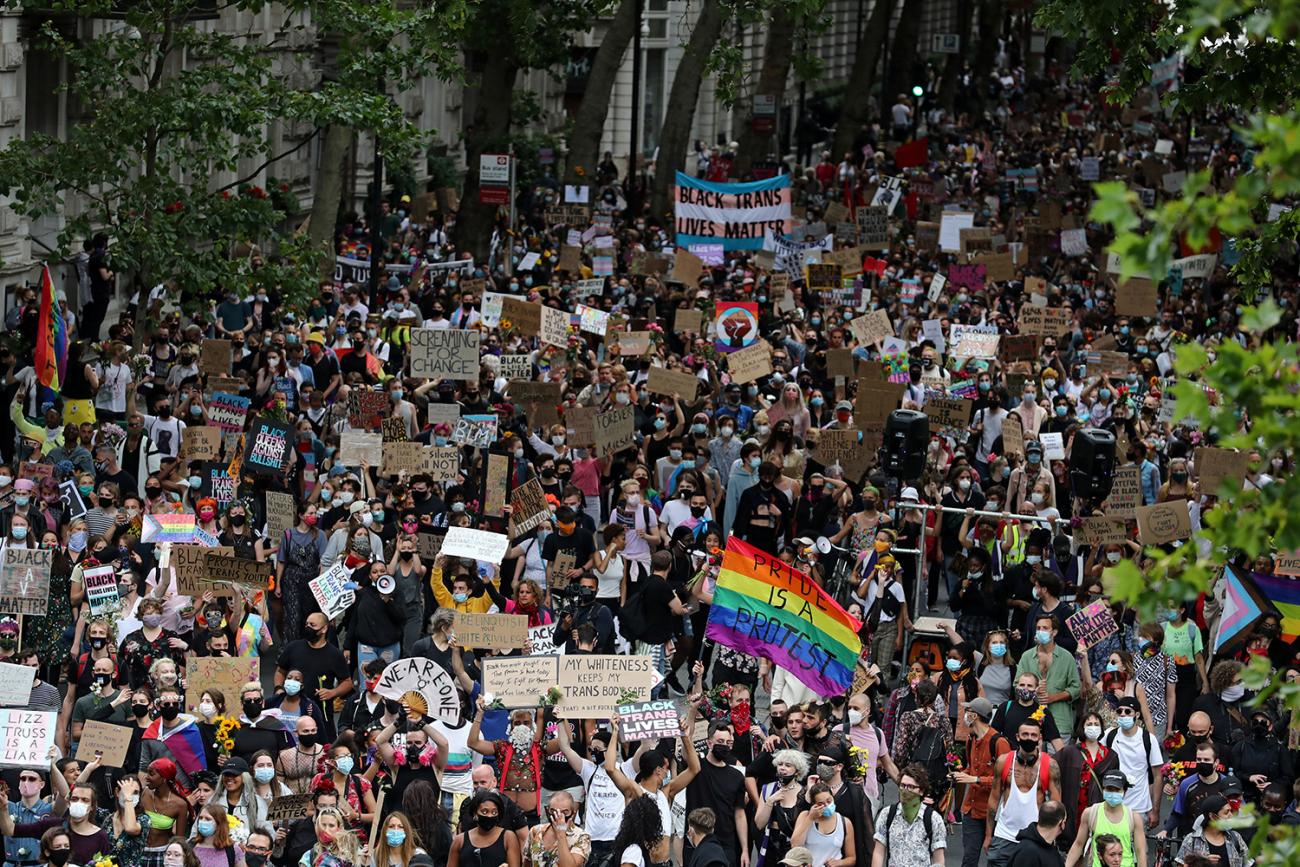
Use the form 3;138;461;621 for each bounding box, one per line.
28;550;76;663
121;628;183;689
104;807;152;863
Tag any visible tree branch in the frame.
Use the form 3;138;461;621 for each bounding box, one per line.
212;128;321;194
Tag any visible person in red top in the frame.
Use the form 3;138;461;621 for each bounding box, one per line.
814;151;836;190
468;699;546;825
954;697;1011;867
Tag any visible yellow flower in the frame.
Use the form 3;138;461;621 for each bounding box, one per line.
222;739;235;750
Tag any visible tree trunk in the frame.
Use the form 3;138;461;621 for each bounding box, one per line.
830;0;896;159
881;0;925;129
936;0;974;111
649;0;726;221
565;0;638;185
309;124;353;279
971;0;1004;116
732;7;795;179
456;52;519;265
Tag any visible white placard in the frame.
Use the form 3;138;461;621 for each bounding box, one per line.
921;318;946;354
938;212;975;252
1060;228;1089;257
309;562;356;620
1040;432;1066;461
0;709;54;768
927;272;947;302
529;623;564;656
518;252;541;271
374;657;461;723
441;527;510;565
0;662;35;706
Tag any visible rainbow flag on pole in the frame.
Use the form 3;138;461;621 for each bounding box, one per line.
705;536;863;697
34;263;67;391
1213;565;1274;654
1244;568;1299;641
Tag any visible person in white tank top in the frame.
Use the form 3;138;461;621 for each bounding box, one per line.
986;723;1061;867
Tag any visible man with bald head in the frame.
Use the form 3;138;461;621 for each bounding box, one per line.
525;791;590;867
458;765;530;843
1168;711;1216;767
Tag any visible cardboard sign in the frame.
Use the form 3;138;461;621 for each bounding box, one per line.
540;306;570;348
555;654;655;718
727;340;773;385
374;657;461;723
806;263;842;291
646;366;701;399
309;562;356;620
1275;552;1300;577
506;380;563;412
0;710;54;768
565;405;597;446
938;212;975;252
816;429;873;481
0;548;51;615
671;249;705;287
173;544;237;596
204;553;272;588
1001;334;1040;362
481;656;561;708
947;263;987;291
0;661;35;705
415;530;445;561
676;308;704;333
451;415;496;448
267;794;313;822
856;206;889;250
1104;466;1141;519
339;431;383;467
1065;602;1119;649
83;565;120;616
1196;447;1250;495
949;325;1000;359
349;390;391;431
614;331;652;356
1136;499;1193;545
617;699;682;742
499;354;533;381
441;527;510;564
1088;351;1132;376
509;477;551;535
854;379;906;427
848;309;893;347
184;656;257;714
453;612;528;651
502;297;542;335
550;551;577;593
826;348;855;380
182;426;221;461
483;453;510;519
974;251;1016;282
1075;517;1128;547
409;329;481;380
923;397;973;429
264;491;295;543
1115;276;1158;316
75;720;133;767
1001;413;1024;457
243;417;290;478
593;405;635;456
200;339;232;376
1018;306;1073;337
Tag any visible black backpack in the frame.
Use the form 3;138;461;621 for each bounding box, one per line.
882;802;938;857
1103;728;1155;784
908;719;949;785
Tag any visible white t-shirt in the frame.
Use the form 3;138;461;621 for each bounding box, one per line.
1106;727;1163;812
144;414;187;458
579;757;635;842
619;845;645;867
660;499;711;535
595;551;624;601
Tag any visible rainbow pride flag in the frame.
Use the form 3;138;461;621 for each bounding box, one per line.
705;537;863;697
1246;569;1298;641
1214;565;1274;654
143;715;207;776
34;264;67;391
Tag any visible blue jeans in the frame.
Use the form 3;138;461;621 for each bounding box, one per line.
961;813;987;867
987;836;1016;867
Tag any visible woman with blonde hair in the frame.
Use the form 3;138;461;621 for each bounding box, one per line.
754;749;809;867
370;811;426;867
299;807;359;867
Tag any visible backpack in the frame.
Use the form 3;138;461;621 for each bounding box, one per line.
882;802;938;859
1103;729;1155;784
619;588;649;643
907;716;949;785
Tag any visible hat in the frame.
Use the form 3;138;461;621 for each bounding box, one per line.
964;697;994;721
400;194;411;204
1101;770;1128;790
306;332;326;346
795;537;814;549
221;756;249;777
375;574;396;595
834;400;853;412
349;501;369;515
13;479;35;493
818;743;848;765
1024;439;1043;454
900;486;920;502
1116;696;1140;711
780;849;813;867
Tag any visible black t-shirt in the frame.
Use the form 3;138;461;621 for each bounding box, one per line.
277;639;350;703
541;715;583;790
542;528;597;572
89;251;112;299
386;763;441;813
685;761;746;849
638;573;678;644
305;351;340;388
990;699;1063;743
339;350;374;383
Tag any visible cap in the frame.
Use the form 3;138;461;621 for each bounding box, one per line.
221;756;249;777
1025;439;1043;454
1116;695;1140;711
400;194;411;204
780;849;813;867
795;536;814;549
818;743;848;765
1101;770;1128;790
375;574;396;595
349;501;368;515
963;697;994;721
835;400;853;412
13;479;35;493
900;486;920;502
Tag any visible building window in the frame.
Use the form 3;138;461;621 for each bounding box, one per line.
642;47;665;153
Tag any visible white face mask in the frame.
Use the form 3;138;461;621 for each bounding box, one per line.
509;724;533;749
1031;492;1045;505
68;802;90;820
337;492;355;505
847;709;864;726
198;701;216;718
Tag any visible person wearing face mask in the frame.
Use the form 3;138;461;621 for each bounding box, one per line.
4;767;55;867
894;678;955;807
1228;709;1293;808
468;702;549;827
1098;696;1163;826
985;722;1061;867
721;444;763;539
1007;440;1054;518
732;461;792;556
1016;614;1082;739
953;698;1012;867
276;612;352;741
321;505;385;571
873;765;949;867
1162;742;1233;838
70;656;130;746
274;503;329;645
1174;795;1252;867
3;783;109;867
676;721;745;867
558;573;616;654
447;790;520;867
1168;601;1211;732
991;673;1066;751
120;599;185;690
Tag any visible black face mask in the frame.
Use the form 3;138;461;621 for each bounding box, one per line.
245;854;268;867
577;586;596;604
90;637;107;650
1017;738;1039;756
243;699;264;718
229;514;246;527
399;551;414;561
298;733;318;748
384;700;401;715
476;815;498;831
132;703;150;718
590;748;605;764
769;715;786;730
159;704;181;721
690;506;706;518
711;744;733;763
1197;761;1215;777
47;850;71;867
1189;732;1209;745
1253;720;1271;738
94;674;111;688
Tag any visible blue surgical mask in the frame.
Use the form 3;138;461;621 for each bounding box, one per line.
335;756;354;775
11;527;27;541
1103;791;1124;807
1025;554;1042;565
453;592;469;603
14;496;28;508
189;475;202;488
810;397;824;407
196;819;217;837
1035;629;1052;646
821;803;836;818
284;679;302;696
654;418;667;431
435;437;448;447
989;643;1007;658
945;658;962;672
1117;715;1135;730
1105;663;1119;673
386;829;407;847
749;456;761;469
254;767;275;784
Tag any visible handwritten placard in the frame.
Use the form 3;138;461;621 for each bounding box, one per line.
441;527;510;564
75;720;133;767
1136;499;1193;545
173;544;236;596
592;405;635;456
646;367;701;399
339;431;383;467
482;655;562;708
409;329;481;381
848;309;894;347
509;477;551;535
182;426;221;461
0;710;54;768
0;548;52;615
727;340;773;385
1103;466;1141;519
1065;602;1118;649
453;612;528;651
1075;517;1128;547
267;794;313;822
555;655;655;718
184;656;257;714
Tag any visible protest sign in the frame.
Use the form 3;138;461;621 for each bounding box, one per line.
578;305;610;337
141;513;196;544
0;548;51;615
593;405;635;455
442;527;510;564
482;453;510;518
1276;552;1300;577
726;340;773;385
502;297;542;335
714;302;760;353
848;309;894;347
1074;517;1128;547
506;380;563;413
550;551;577;593
854;380;906;427
1040;432;1066;461
243;417;290;478
76;720;133;767
208;392;251;433
204;553;272;589
540;306;570;348
419;445;460;483
415;531;445;561
871;176;904;213
1019;306;1074;337
617;699;682;742
556;655;655;718
1115;276;1158;316
805;263;842;292
1136;499;1193;545
923;397;973;429
206;375;244;396
84;565;120;615
199;462;236;508
265;492;296;543
949;325;1000;359
509;478;550;535
499;354;533;382
1001;334;1039;362
267;794;313;822
947;263;986;292
815;429;873;481
182;426;221;461
374;657;461;723
1060;228;1089;256
482;656;561;708
1001;413;1025;457
451;415;497;448
309;562;356;620
565;405;597;446
453;612;529;651
1195;447;1250;495
200;339;232;376
339;431;383;467
1104;466;1141;519
0;661;34;705
646;366;701;399
348;390;390;431
57;479;86;521
183;657;257;714
173;545;237;596
612;331;652;356
856;206;889;250
826;348;855;380
1065;602;1118;649
674;172;792;251
939;212;975;252
676;308;704;333
671;249;705;286
529;623;563;655
409;329;480;380
0;710;54;768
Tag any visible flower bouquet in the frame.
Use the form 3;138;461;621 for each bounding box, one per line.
214;716;242;756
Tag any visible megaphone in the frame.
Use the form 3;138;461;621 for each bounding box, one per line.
815;536;833;556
